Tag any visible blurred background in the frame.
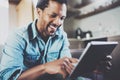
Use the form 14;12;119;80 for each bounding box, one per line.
0;0;120;44
0;0;120;80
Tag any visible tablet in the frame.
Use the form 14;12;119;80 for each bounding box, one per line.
69;41;118;79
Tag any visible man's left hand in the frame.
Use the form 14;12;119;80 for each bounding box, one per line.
94;55;112;73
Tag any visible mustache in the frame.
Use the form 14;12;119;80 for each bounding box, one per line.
48;23;61;28
51;24;60;28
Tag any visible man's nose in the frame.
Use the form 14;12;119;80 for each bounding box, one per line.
53;17;62;26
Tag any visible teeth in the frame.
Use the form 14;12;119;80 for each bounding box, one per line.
49;25;56;29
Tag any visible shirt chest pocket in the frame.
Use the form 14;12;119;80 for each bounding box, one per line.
47;50;60;62
46;43;62;62
24;47;40;67
24;55;40;67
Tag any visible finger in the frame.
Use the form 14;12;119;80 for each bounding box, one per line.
105;65;111;71
106;55;112;61
104;55;112;61
106;61;112;67
103;61;112;71
100;60;112;68
72;63;77;67
62;58;75;74
69;58;78;63
63;61;72;74
64;58;74;70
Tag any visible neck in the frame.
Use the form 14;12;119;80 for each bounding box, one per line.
36;20;49;43
36;19;42;34
42;36;49;44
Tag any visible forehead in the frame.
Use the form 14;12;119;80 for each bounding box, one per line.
45;0;67;16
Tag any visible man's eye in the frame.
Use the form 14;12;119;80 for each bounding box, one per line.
61;17;65;20
50;14;57;18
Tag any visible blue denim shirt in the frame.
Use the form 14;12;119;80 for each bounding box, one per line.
0;20;71;80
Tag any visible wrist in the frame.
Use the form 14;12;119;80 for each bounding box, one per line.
37;64;46;75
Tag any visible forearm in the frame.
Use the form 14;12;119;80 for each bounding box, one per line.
17;64;46;80
17;57;77;80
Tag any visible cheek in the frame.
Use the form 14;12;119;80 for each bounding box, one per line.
42;16;52;30
44;20;51;29
42;20;49;30
43;15;51;23
47;27;51;32
45;23;50;33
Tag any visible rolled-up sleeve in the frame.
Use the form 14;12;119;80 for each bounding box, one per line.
60;32;71;58
0;31;26;80
0;66;23;80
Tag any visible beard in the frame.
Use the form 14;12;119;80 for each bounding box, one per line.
46;23;61;36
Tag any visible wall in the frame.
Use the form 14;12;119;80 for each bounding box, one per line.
64;7;120;38
0;0;33;44
16;0;33;27
9;0;33;29
9;3;18;30
0;0;9;44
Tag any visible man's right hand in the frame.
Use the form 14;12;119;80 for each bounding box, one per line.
44;57;78;78
18;57;78;80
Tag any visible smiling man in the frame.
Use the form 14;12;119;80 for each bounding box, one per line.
0;0;78;80
36;0;67;43
0;0;112;80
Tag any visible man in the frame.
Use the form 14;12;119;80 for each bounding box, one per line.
0;0;78;80
0;0;111;80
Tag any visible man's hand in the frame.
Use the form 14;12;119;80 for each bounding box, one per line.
94;55;112;73
62;57;78;75
44;57;78;78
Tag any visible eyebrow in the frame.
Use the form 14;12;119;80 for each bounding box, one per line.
51;12;66;17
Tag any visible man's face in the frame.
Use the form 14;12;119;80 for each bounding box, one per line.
37;1;67;37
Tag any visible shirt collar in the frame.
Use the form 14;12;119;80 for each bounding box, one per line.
28;19;38;40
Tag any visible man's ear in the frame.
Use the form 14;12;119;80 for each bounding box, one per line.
36;8;42;17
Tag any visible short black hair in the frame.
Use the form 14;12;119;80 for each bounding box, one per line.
36;0;67;10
